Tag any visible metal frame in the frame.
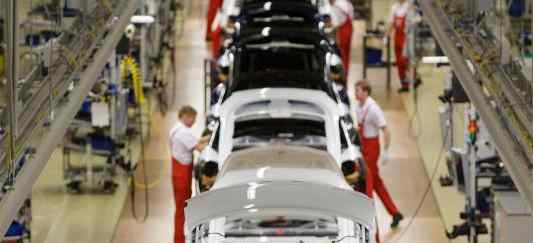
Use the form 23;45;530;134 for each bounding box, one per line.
420;0;533;213
5;0;19;189
0;0;137;236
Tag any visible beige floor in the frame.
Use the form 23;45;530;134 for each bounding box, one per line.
30;1;477;243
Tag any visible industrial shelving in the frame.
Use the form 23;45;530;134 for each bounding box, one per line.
0;0;137;236
420;0;533;213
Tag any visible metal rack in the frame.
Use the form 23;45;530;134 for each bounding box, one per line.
0;0;137;236
420;0;533;215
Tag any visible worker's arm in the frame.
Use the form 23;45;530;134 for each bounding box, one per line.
194;135;211;152
381;126;391;150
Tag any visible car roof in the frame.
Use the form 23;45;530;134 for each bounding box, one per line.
239;0;320;25
241;0;320;8
214;146;347;188
236;27;328;47
220;145;339;174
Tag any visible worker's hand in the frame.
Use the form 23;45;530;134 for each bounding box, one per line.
379;150;390;166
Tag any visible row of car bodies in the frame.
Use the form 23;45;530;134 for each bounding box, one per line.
185;1;377;243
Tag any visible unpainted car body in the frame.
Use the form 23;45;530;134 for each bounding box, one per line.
186;145;376;243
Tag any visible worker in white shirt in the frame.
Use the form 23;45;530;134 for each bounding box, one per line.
169;106;210;243
388;0;412;93
329;0;354;75
354;80;403;228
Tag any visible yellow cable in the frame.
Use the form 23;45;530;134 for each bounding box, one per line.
0;52;5;78
133;158;168;190
99;0;113;14
120;56;145;104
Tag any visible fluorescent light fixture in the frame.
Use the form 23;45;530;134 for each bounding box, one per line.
261;27;271;37
264;2;272;10
131;15;155;24
421;56;449;64
257;166;271;178
247;182;261;200
244;204;255;209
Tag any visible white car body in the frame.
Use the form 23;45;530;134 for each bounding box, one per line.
200;88;361;169
213;0;333;32
186;146;376;243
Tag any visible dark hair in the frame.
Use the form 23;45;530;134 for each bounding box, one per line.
341;161;357;176
355;80;372;95
202;161;219;177
178;105;197;118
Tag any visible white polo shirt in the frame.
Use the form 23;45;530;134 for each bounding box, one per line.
330;0;354;28
169;121;198;164
388;1;410;24
355;97;387;138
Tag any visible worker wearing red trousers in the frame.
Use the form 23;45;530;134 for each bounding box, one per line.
169;106;210;243
354;80;404;229
330;0;354;75
388;0;411;93
206;0;223;40
211;26;223;58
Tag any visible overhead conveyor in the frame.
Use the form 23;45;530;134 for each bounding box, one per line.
420;0;533;214
0;0;137;236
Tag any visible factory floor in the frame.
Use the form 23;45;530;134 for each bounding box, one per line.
30;1;484;243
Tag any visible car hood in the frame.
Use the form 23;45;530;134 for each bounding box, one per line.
185;181;375;230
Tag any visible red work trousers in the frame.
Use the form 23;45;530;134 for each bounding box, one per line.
361;137;398;216
336;20;353;76
211;26;223;58
205;0;223;40
172;158;193;243
393;16;409;88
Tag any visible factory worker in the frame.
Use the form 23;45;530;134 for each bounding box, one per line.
210;53;230;117
169;106;210;243
210;0;238;58
329;0;354;74
206;0;224;41
328;54;350;108
342;161;364;192
354;80;403;228
388;0;416;93
199;161;219;191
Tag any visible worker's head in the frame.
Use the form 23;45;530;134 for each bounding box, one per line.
218;66;230;83
341;161;360;185
355;80;372;102
178;105;198;128
329;54;345;83
217;54;231;83
200;161;219;190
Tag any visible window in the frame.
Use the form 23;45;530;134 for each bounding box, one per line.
232;118;327;151
232;47;326;92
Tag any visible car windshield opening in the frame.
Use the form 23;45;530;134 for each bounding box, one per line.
232;47;325;92
232;118;327;150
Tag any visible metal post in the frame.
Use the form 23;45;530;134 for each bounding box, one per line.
386;35;391;89
467;0;478;19
363;35;367;79
5;0;19;186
